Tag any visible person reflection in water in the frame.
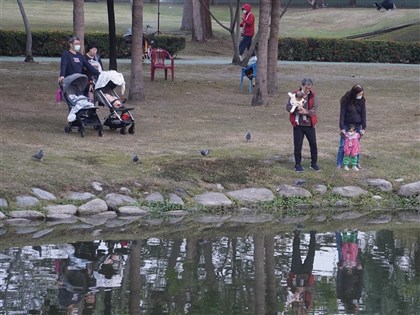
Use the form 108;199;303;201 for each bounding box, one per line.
335;230;363;312
286;230;317;314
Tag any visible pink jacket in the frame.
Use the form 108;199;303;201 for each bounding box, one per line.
344;132;360;156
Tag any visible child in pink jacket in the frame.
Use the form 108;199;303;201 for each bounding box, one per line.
342;124;361;171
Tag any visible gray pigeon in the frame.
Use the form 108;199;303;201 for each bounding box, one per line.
132;155;139;164
245;132;251;142
32;149;43;162
200;149;211;156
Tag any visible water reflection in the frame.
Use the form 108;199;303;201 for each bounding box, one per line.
336;230;363;313
0;229;418;314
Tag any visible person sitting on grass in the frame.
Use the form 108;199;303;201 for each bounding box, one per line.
374;0;396;11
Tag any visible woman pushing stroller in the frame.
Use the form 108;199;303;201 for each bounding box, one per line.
58;36;100;85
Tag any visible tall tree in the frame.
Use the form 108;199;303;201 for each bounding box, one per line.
192;1;204;41
200;0;213;39
252;0;270;106
73;0;84;53
181;0;193;31
128;241;142;314
254;234;266;315
129;0;145;101
107;0;117;70
267;0;281;95
16;0;33;62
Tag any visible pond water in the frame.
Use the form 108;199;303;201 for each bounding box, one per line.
0;228;418;315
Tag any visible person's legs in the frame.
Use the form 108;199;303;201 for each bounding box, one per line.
336;126;348;167
305;127;318;167
293;127;304;167
291;232;302;274
343;156;350;167
239;36;252;56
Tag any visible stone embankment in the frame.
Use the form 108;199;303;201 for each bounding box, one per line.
0;180;419;240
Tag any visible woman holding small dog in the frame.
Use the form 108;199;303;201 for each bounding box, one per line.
336;85;367;169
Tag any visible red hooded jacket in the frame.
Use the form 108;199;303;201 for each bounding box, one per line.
240;4;255;37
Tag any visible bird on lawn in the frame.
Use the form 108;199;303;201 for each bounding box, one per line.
32;149;44;162
132;155;139;164
245;132;251;142
200;149;211;156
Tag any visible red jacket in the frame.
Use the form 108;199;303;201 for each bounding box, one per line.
240;4;255;37
289;89;318;128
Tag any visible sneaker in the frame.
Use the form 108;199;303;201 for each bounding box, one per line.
310;164;320;171
336;165;342;170
344;165;350;171
294;165;305;172
352;166;360;171
356;164;362;169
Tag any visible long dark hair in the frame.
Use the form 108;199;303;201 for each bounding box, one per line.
341;84;364;105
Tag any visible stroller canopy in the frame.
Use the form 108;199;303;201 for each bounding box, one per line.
95;71;126;95
62;74;89;96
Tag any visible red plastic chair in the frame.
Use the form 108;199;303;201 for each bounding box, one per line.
150;48;174;81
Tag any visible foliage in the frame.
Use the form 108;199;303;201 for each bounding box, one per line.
0;30;186;58
278;37;420;64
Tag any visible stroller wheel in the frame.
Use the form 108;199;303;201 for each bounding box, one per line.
64;126;72;133
120;127;126;135
98;128;103;137
110;127;117;131
128;124;135;134
78;127;85;138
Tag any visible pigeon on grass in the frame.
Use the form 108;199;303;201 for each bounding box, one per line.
32;149;44;162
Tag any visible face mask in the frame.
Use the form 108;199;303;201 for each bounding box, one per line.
242;9;247;14
74;44;81;52
356;95;363;99
348;131;355;136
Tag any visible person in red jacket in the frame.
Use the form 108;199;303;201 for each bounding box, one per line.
239;3;255;60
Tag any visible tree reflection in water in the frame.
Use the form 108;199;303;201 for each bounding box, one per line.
0;229;418;314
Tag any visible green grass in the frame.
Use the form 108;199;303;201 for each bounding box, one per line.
1;0;419;41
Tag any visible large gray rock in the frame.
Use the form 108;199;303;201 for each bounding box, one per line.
78;216;108;226
229;214;273;223
78;198;108;215
398;212;420;223
313;184;327;195
0;212;6;220
168;194;184;206
194;192;233;207
105;193;136;210
332;186;368;198
365;179;393;192
16;196;39;207
46;204;78;215
64;192;95;201
398;181;420;197
276;185;312;198
332;212;365;220
226;188;275;203
118;206;150;216
145;192;164;203
9;210;45;220
32;188;56;200
194;215;231;224
32;228;54;239
0;198;8;209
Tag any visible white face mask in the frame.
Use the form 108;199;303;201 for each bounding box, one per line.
74;44;81;52
356;95;363;99
242;9;247;14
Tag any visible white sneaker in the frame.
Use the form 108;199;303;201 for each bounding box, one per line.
352;166;359;171
344;165;349;171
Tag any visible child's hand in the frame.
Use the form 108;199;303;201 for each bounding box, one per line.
360;129;365;135
340;129;346;135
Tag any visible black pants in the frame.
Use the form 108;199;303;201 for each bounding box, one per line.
293;126;318;166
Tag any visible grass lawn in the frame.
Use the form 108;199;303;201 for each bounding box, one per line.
0;0;419;210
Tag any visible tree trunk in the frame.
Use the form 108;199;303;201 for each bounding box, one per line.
73;0;84;53
200;0;213;39
16;0;33;62
181;0;193;31
267;0;281;96
128;241;141;314
254;234;266;315
265;235;277;315
252;0;270;106
192;0;204;41
107;0;117;70
129;0;145;102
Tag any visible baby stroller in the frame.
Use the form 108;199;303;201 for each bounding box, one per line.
62;73;103;137
94;71;135;135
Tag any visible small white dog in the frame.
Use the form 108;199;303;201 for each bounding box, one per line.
288;91;308;125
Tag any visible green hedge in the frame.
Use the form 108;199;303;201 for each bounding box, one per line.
278;37;420;64
1;30;418;64
0;30;186;58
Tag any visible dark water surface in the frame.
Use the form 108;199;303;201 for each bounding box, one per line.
0;228;419;315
